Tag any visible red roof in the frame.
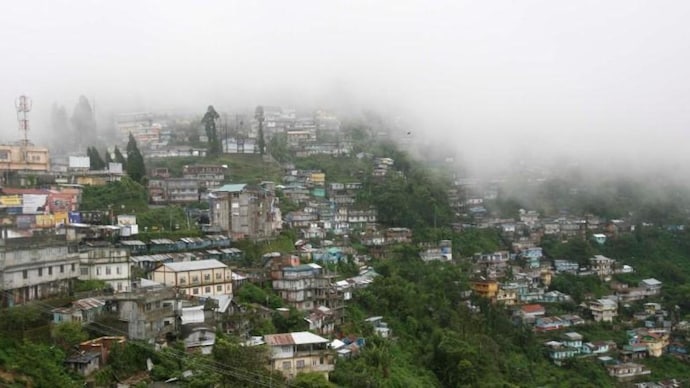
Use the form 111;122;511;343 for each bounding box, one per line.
521;304;545;313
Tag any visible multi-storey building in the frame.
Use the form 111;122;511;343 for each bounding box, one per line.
0;143;50;173
208;183;281;240
263;331;335;380
152;259;233;297
0;237;80;306
589;298;618;322
182;164;226;189
590;255;616;281
78;247;131;292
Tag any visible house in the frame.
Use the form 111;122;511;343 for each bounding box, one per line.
592;233;607;245
208;183;282;240
582;341;615;355
627;328;670;357
263;331;335;380
52;297;105;324
590;255;616;281
64;351;101;376
272;263;344;316
180;305;216;355
554;260;579;274
496;287;518;306
152;259;233;297
640;278;662;296
518;304;546;323
364;316;391;338
100;284;180;340
544;340;578;365
305;306;336;336
606;363;651;381
0;239;81;307
78;247;131;292
64;336;126;376
471;279;499;300
589;299;618;322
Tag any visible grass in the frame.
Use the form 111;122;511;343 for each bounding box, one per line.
147;153;283;184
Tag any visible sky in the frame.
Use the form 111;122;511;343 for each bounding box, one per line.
1;0;690;172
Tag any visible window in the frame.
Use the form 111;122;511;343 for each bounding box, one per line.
296;360;305;369
106;266;111;275
96;268;101;275
48;266;53;275
38;268;43;277
179;277;186;284
117;282;123;291
192;276;199;283
60;265;64;273
205;286;211;294
204;274;211;281
282;361;291;370
215;272;221;280
193;288;199;295
22;270;27;279
71;263;75;272
216;285;222;292
116;266;122;275
80;267;89;276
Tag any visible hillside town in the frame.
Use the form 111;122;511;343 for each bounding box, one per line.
1;102;689;387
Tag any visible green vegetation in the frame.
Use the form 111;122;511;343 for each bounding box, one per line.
126;133;146;183
147;153;282;184
293;154;371;182
80;176;148;213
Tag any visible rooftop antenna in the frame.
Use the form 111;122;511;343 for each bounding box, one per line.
15;95;32;148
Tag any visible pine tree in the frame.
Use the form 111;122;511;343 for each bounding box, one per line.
125;133;146;183
87;146;106;170
113;146;126;168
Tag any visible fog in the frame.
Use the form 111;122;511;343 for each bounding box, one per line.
2;1;690;175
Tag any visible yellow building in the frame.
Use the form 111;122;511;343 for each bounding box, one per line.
264;331;335;380
309;172;326;186
0;144;50;172
152;259;233;297
471;280;499;300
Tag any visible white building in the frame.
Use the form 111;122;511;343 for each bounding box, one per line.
0;242;80;307
590;298;618;322
78;248;131;292
263;331;335;380
152;259;233;297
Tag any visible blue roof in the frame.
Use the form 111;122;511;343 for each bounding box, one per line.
213;184;247;193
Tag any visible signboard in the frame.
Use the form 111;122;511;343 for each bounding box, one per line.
22;194;48;214
68;156;90;169
68;211;82;224
108;162;123;174
0;195;22;207
16;215;35;229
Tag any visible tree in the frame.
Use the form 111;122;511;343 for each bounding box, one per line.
104;148;113;164
51;103;71;153
113;146;126;168
126;133;146;183
255;106;266;155
71;95;96;150
52;321;87;352
87;146;106;170
201;105;221;155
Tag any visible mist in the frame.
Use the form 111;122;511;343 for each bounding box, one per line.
2;1;690;175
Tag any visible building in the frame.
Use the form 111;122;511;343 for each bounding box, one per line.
0;238;80;307
182;164;226;189
590;298;618;322
606;363;651;381
263;331;335;380
208;184;281;240
99;284;179;340
52;297;106;324
78;247;131;292
471;279;499;300
152;259;233;297
0;143;50;173
590;255;616;281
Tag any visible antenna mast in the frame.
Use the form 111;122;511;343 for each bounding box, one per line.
15;95;32;148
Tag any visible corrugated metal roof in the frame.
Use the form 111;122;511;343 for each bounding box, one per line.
264;331;329;346
162;259;227;272
213;184;247;193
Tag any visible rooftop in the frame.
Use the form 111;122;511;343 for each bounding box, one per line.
160;259;228;272
264;331;329;346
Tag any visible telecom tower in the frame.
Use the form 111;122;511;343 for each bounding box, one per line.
15;95;32;161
